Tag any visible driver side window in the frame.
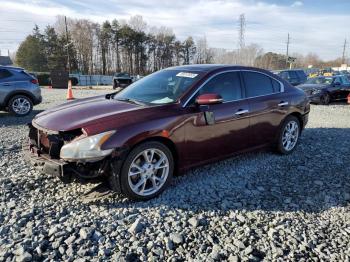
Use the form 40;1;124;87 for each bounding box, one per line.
191;72;242;104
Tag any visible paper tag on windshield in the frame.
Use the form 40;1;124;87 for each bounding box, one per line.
176;72;198;78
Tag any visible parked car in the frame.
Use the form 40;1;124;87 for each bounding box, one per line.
0;66;42;116
297;75;350;104
113;72;133;89
274;69;307;86
23;65;310;200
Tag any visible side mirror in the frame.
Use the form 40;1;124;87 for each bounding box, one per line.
196;93;223;105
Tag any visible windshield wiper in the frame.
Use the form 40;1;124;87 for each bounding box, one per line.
115;98;146;106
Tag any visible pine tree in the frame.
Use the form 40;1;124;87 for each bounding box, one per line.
16;33;47;71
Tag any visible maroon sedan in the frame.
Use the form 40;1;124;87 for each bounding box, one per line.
24;65;310;200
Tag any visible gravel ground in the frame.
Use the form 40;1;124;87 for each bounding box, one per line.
0;88;349;262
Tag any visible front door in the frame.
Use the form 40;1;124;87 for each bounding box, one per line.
183;71;251;165
0;69;14;103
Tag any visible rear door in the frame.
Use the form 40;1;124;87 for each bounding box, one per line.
241;71;289;147
183;71;251;164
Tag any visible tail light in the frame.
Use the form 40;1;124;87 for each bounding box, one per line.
31;79;38;84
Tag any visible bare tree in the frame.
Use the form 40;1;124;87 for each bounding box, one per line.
195;36;213;64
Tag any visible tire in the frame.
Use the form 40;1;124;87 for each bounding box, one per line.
112;141;174;200
276;115;301;155
320;93;330;105
8;95;33;116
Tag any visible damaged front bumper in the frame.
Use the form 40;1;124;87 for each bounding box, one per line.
22;139;70;178
23;124;126;193
22;123;113;183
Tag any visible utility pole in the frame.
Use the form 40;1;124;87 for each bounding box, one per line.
286;33;290;61
342;39;347;64
64;16;71;74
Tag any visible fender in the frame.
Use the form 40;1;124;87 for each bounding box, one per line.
2;90;37;106
100;116;185;151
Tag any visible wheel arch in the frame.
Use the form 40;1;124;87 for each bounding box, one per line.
4;91;35;107
123;136;179;175
288;112;303;131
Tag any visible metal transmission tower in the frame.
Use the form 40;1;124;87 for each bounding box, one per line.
342;39;347;64
237;14;246;64
238;13;246;50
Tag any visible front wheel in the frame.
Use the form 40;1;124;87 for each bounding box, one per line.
276;116;300;154
112;141;174;200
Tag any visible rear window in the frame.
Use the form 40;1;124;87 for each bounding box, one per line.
296;70;307;79
289;71;298;78
271;78;281;92
242;72;277;97
20;71;34;78
279;71;289;80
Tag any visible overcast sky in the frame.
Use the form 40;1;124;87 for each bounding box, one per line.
0;0;349;60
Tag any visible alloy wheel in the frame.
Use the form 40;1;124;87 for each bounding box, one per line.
282;120;299;151
12;97;31;115
321;93;330;105
128;148;169;196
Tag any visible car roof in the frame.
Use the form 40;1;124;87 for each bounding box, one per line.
165;64;273;73
276;69;305;72
0;65;24;71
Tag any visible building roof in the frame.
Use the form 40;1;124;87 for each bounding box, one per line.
0;56;13;66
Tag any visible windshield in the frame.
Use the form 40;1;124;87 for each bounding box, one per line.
305;77;333;85
114;69;202;105
115;73;130;77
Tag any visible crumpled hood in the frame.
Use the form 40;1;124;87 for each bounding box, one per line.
33;95;141;132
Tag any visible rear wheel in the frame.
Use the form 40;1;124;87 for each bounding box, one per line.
8;95;33;116
276;116;300;154
112;141;174;200
320;93;330;105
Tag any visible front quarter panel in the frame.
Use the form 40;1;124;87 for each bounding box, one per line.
100;115;186;151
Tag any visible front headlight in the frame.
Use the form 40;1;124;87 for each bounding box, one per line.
60;130;116;161
311;89;321;95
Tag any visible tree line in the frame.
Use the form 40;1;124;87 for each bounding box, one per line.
15;15;345;75
16;15;198;75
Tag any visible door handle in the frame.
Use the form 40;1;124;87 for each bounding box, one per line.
235;109;249;115
278;101;289;107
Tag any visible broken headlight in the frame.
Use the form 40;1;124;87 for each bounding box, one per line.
311;89;321;95
60;130;115;161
